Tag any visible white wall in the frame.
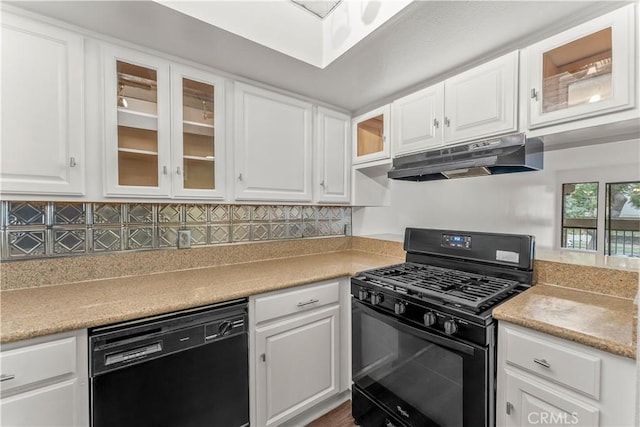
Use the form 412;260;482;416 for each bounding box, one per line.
353;139;640;249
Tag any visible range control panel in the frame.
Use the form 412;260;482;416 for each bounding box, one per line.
442;234;471;249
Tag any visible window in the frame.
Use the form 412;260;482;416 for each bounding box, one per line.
606;182;640;257
561;180;640;258
561;182;598;250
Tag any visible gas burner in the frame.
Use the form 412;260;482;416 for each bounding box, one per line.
360;262;520;309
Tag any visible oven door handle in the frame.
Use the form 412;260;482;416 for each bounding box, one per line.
354;299;476;356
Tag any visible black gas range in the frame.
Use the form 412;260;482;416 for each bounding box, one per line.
351;228;534;427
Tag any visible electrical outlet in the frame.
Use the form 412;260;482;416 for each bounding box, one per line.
178;229;191;249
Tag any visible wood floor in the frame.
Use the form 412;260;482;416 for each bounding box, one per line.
306;401;356;427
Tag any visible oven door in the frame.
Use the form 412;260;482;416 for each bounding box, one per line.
352;299;491;427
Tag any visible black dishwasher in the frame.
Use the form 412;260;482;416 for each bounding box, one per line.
89;299;249;427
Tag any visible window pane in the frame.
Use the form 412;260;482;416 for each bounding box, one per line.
561;182;598;250
606;182;640;257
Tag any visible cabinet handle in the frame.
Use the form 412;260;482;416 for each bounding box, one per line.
385;419;397;427
297;298;319;307
506;401;513;415
531;88;539;100
260;353;266;362
176;167;181;176
320;180;325;188
396;405;409;418
238;173;243;181
69;157;77;168
444;117;451;127
533;358;550;368
433;118;439;128
0;374;15;382
163;166;168;175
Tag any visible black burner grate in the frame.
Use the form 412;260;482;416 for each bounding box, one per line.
361;262;520;309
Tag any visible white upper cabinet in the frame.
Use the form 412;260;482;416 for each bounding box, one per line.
526;4;635;129
103;44;172;197
444;51;519;145
102;45;227;199
234;83;313;202
352;105;391;165
392;82;444;156
316;107;351;204
1;13;85;196
170;64;226;199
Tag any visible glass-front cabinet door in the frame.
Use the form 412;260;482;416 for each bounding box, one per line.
527;4;635;128
171;65;225;199
104;45;171;197
352;104;390;165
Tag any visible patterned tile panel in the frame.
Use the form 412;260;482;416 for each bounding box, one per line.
7;230;47;258
127;204;154;224
53;203;86;225
210;225;230;244
53;229;86;255
93;204;123;225
93;228;123;252
2;202;351;260
8;202;47;226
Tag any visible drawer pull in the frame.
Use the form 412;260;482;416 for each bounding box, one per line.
297;298;319;307
533;358;551;368
0;374;15;382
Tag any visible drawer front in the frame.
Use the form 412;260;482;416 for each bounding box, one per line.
1;337;76;393
503;326;601;399
254;280;340;324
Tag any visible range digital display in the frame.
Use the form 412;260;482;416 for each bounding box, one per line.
442;234;471;249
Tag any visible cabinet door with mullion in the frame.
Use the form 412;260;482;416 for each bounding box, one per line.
103;44;171;197
170;64;226;199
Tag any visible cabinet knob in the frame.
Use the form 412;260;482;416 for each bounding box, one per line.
69;157;77;168
506;401;513;415
320;180;325;188
176;167;182;176
444;117;451;127
238;173;243;181
433;118;439;128
163;166;168;175
531;88;539;100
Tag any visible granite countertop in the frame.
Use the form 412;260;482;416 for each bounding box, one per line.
493;284;636;359
0;250;402;344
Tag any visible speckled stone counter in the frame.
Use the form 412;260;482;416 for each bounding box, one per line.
0;250;401;343
493;284;636;359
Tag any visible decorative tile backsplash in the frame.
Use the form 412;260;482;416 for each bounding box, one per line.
0;202;351;261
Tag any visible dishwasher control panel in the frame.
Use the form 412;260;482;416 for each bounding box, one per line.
89;300;247;376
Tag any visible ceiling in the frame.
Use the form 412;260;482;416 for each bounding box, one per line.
7;1;628;114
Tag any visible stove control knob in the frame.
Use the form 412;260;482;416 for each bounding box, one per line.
444;319;458;335
394;302;406;315
423;311;437;327
358;289;369;301
370;292;383;306
218;320;233;337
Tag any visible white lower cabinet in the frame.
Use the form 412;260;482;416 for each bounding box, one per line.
250;279;348;427
0;330;89;427
497;321;636;427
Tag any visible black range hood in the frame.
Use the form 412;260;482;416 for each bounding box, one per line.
388;133;543;181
